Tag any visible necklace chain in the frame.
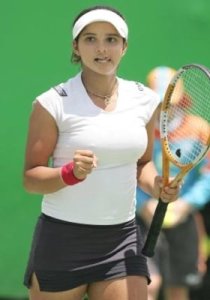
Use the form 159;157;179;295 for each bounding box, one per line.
87;90;112;105
85;79;118;106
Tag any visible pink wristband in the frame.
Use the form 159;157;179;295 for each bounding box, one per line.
61;161;84;185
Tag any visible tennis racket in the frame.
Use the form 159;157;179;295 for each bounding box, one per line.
142;63;210;257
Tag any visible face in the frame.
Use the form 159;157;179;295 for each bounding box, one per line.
73;21;127;76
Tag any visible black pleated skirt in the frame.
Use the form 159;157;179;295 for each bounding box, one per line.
24;213;150;292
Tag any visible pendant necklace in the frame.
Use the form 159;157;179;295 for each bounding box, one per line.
86;79;118;106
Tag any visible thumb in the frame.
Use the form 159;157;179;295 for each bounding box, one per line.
155;176;164;188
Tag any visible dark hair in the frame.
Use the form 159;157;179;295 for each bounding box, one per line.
71;5;126;64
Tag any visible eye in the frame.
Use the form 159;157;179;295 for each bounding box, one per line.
106;36;118;43
84;36;96;43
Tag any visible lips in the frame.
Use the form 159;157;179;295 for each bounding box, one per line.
94;57;110;63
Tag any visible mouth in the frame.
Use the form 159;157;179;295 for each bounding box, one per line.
94;57;111;63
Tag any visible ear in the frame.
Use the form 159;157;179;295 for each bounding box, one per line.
72;40;80;56
122;41;128;56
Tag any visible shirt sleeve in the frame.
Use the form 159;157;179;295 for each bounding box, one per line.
35;87;63;124
133;81;161;124
143;86;161;124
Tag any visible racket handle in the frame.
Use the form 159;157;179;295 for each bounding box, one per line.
141;199;168;257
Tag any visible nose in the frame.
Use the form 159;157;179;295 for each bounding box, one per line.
96;41;107;54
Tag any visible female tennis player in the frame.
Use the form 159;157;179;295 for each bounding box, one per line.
23;5;180;300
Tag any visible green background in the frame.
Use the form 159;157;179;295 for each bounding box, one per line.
0;0;210;297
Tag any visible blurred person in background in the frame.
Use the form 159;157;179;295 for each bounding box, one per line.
136;66;207;300
178;150;210;299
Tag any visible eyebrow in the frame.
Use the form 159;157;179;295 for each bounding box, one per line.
82;32;120;37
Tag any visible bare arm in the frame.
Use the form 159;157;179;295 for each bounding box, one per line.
137;107;159;198
23;101;97;194
137;106;180;202
23;101;66;194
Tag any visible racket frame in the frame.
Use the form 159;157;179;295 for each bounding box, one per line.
142;63;210;257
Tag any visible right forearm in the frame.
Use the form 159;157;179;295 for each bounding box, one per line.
23;166;67;194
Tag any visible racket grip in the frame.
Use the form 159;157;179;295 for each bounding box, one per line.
141;199;168;257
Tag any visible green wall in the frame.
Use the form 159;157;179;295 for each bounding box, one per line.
0;0;210;297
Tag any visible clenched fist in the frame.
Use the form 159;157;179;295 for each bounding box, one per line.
73;150;98;180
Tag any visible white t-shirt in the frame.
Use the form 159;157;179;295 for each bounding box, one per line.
36;73;160;225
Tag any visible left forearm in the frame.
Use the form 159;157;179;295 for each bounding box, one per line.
137;160;159;198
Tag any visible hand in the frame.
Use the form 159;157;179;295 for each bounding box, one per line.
154;176;182;203
73;150;98;180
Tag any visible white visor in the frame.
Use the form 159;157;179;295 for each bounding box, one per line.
72;9;128;40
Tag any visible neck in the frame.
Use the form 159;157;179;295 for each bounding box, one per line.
81;73;118;105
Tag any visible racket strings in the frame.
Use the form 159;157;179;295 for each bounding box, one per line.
143;65;210;258
165;68;210;166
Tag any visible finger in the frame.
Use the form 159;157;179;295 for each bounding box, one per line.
75;149;95;158
92;155;98;168
160;187;180;202
75;162;93;173
74;156;95;167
